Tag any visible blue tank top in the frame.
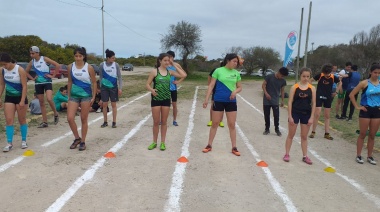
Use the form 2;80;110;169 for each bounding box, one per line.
167;65;177;91
360;80;380;107
347;72;361;91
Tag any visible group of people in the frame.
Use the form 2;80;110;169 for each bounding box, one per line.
262;61;379;165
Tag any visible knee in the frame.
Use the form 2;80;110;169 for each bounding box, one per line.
228;123;236;129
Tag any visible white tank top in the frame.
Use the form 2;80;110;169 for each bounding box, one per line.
70;62;92;98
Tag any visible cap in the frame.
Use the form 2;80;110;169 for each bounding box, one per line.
30;46;40;53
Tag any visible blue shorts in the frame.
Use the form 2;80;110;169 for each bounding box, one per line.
69;96;92;103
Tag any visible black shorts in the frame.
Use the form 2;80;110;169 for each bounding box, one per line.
291;112;311;124
101;87;119;102
212;101;237;112
359;106;380;119
35;83;53;94
4;95;28;105
151;99;171;107
316;96;332;108
170;90;177;102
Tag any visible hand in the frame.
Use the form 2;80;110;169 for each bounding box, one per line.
118;89;122;96
280;102;284;107
90;98;95;106
151;89;157;96
307;117;314;126
358;106;367;111
19;101;25;107
229;92;236;100
265;93;271;100
288;117;295;126
173;80;179;85
203;101;208;108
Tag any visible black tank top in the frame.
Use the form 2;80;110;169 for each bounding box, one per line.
292;83;312;114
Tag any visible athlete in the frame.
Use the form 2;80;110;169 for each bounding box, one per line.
207;67;224;127
283;67;316;165
309;64;340;140
146;53;187;151
349;63;380;165
99;49;122;128
25;46;60;128
202;53;242;156
166;50;186;126
0;53;28;152
67;47;97;151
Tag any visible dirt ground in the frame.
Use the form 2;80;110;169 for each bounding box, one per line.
1;69;380;212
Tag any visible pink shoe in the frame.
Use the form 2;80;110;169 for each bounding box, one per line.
283;154;290;162
302;156;313;165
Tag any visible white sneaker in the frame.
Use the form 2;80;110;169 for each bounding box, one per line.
3;144;13;152
21;141;28;149
96;108;101;113
356;156;364;164
367;156;377;165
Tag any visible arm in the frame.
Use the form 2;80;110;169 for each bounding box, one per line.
349;80;366;111
287;85;296;124
67;64;72;99
230;81;242;100
116;63;123;95
0;70;5;108
309;86;316;126
18;67;28;107
203;78;216;108
262;80;271;100
24;61;36;80
280;86;285;107
88;65;97;104
146;69;157;96
169;62;187;78
44;57;60;78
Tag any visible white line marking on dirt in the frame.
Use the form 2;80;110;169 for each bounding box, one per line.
45;114;151;212
164;86;198;212
238;94;380;209
236;124;297;212
0;92;150;173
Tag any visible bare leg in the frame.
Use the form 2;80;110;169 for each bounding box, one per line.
160;106;170;142
324;108;331;133
207;111;224;146
367;119;380;157
225;111;237;148
172;101;177;122
67;101;80;139
300;124;311;156
311;107;322;132
111;101;117;122
45;90;58;116
151;106;161;143
285;122;298;155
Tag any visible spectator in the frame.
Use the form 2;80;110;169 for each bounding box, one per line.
340;65;361;121
29;93;42;115
336;62;352;119
53;86;68;112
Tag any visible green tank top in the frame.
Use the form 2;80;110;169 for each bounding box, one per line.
153;68;171;101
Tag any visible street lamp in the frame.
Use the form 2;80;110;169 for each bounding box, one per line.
311;42;314;54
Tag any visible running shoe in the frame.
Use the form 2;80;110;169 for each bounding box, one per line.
324;133;333;140
309;131;315;138
3;143;13;152
263;130;270;135
335;114;340;119
219;122;224;127
148;142;157;150
356;156;364;164
160;143;166;151
78;142;86;151
302;156;313;165
38;122;48;128
96;108;101;113
173;121;178;126
101;122;108;128
112;122;117;128
337;116;347;120
347;117;352;122
367;156;377;165
54;115;59;125
207;121;212;127
275;129;282;137
283;154;290;162
232;147;241;156
70;137;82;149
21;141;28;149
202;145;212;153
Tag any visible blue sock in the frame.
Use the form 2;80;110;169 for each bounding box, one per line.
6;125;14;143
20;124;28;141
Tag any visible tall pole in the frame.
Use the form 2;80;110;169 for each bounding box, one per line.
295;8;304;82
102;0;105;61
303;1;312;67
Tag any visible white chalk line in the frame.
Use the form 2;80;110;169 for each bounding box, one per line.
238;94;380;209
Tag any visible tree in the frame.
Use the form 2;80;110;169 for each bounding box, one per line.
160;20;203;72
241;46;281;75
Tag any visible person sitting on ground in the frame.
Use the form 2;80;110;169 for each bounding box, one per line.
29;93;42;115
53;86;68;112
89;80;108;113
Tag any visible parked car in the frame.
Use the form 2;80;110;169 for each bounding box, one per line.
48;64;67;79
239;69;247;75
17;62;36;80
288;70;295;76
90;64;100;75
122;63;134;71
252;69;275;77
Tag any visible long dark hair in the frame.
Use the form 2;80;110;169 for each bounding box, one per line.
155;53;170;68
221;53;239;67
0;53;15;63
74;47;87;62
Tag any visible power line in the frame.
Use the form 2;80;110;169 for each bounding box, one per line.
54;0;90;8
74;0;101;9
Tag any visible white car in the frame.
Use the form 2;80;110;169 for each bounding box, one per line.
252;69;274;77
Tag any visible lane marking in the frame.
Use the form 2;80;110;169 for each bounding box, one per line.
238;94;380;209
45;114;151;212
236;124;297;212
0;92;150;173
164;86;198;212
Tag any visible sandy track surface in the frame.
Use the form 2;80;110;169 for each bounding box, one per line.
1;80;380;212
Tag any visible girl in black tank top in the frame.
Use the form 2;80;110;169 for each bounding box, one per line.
283;68;316;165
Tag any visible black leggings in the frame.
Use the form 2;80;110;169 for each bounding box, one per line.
341;90;358;118
263;105;279;130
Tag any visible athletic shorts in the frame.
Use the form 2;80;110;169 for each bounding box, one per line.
101;87;119;102
338;90;346;99
291;112;311;125
69;96;92;104
4;95;28;105
212;101;237;112
35;83;53;94
151;99;171;107
316;96;332;108
359;106;380;119
170;90;177;102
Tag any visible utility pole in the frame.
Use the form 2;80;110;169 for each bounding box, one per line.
311;42;314;54
102;0;105;61
295;7;304;82
303;1;312;67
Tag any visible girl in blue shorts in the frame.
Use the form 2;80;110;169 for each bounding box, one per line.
283;67;316;165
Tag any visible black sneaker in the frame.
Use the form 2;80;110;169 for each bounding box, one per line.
70;137;82;149
275;129;282;137
78;142;86;151
112;122;117;128
347;117;352;122
54;115;59;125
38;122;48;128
337;116;347;120
101;122;108;128
263;130;270;135
335;114;340;119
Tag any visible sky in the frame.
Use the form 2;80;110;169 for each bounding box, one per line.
1;0;379;61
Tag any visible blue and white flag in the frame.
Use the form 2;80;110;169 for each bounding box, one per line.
283;31;298;67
